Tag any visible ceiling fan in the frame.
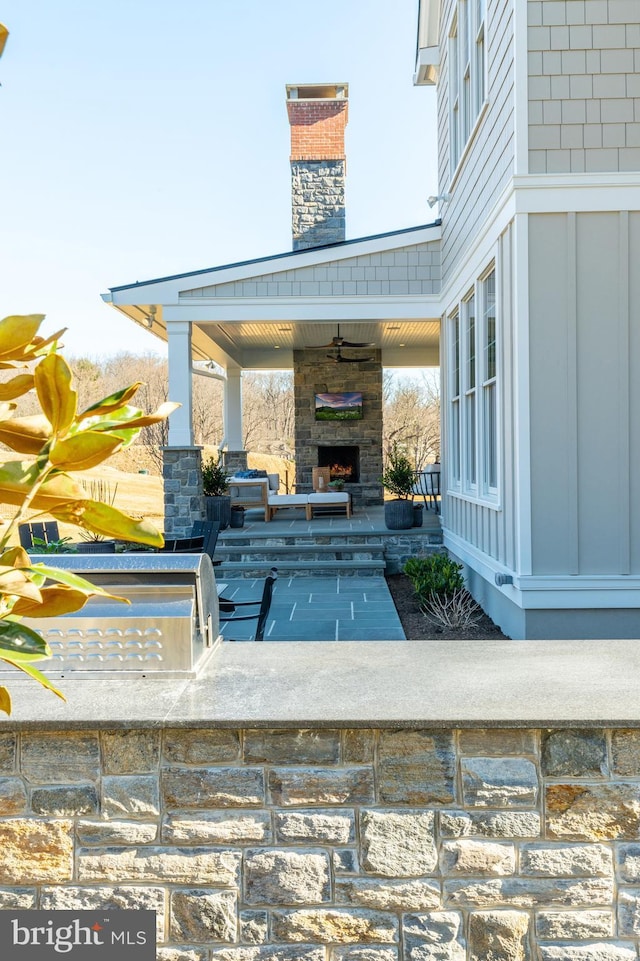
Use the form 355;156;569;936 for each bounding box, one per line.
328;345;374;364
309;324;375;350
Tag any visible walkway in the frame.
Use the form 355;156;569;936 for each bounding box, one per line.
219;574;406;642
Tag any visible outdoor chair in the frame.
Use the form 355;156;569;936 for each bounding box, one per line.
158;535;205;553
411;466;441;514
219;567;278;642
191;520;221;565
18;521;61;550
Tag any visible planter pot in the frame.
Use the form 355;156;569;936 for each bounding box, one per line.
205;495;232;530
230;509;245;529
76;540;116;554
384;499;415;530
412;503;424;527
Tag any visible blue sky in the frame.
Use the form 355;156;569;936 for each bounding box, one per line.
0;0;437;358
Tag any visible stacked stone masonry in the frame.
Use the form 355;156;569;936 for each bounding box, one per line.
528;0;640;174
4;726;640;959
163;447;206;537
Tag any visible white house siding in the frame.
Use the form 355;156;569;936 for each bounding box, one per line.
528;209;640;576
179;242;442;299
437;0;516;287
528;0;640;174
443;222;518;570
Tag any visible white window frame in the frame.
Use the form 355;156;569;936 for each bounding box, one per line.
447;262;499;507
448;0;488;178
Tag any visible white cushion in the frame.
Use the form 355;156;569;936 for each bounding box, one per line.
268;494;308;506
307;492;349;504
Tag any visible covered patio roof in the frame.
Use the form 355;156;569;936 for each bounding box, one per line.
103;222;443;371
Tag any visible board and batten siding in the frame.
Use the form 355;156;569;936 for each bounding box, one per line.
444;222;518;570
528;210;640;576
437;0;516;288
528;0;640;175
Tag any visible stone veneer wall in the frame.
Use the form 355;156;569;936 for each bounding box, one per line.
2;725;640;960
293;349;383;506
162;447;206;537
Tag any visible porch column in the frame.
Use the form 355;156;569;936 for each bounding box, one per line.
167;321;194;446
163;321;205;536
222;368;247;473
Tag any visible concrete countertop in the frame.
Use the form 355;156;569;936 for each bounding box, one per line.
2;639;640;729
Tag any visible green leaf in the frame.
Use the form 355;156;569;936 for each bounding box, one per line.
49;431;123;470
0;463;87;510
34;353;77;434
77;383;144;420
51;500;164;547
26;562;130;601
0;620;50;657
0;654;66;702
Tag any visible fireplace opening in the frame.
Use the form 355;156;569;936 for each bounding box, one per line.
318;446;360;483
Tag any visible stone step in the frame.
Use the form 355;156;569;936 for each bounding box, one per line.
215;543;385;563
215;559;387;578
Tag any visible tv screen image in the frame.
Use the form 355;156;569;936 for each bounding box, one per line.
315;391;363;421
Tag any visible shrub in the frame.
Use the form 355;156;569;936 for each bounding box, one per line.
380;443;415;499
202;455;229;496
403;553;481;629
404;554;465;599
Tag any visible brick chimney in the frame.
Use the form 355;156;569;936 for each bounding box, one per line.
286;83;349;251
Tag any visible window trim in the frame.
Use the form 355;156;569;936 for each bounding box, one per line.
447;0;488;183
446;262;500;509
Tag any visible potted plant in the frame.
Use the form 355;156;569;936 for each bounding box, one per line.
380;443;415;530
202;455;231;529
328;478;345;491
230;505;245;529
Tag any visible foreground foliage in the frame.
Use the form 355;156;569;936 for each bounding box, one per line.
0;314;177;714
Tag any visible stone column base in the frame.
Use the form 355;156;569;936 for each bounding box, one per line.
162;447;205;537
222;450;248;474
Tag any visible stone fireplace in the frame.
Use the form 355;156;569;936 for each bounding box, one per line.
318;445;360;483
293;349;383;505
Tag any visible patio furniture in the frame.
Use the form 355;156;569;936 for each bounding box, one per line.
266;493;309;520
159;536;205;553
219;567;278;641
192;520;221;563
228;473;280;521
18;521;61;549
306;492;351;519
411;466;441;513
312;467;331;491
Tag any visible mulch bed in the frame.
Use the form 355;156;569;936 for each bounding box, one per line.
385;573;510;640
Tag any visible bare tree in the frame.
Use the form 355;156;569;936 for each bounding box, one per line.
383;371;440;468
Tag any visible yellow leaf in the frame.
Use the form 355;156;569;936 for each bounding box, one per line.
0;24;8;58
0;546;30;569
0;315;44;360
34;353;77;434
0;374;35;400
49;431;122;470
16;328;67;362
52;499;164;547
0;463;87;510
0;685;10;716
12;585;90;618
0;414;50;454
0;567;42;603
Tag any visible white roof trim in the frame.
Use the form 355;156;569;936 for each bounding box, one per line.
414;0;440;85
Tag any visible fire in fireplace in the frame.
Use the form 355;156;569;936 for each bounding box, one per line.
318;446;359;483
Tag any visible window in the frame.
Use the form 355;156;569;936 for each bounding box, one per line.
449;312;461;485
447;265;498;501
463;293;477;489
449;0;487;173
481;269;497;492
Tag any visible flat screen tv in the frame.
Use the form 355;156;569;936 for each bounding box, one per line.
315;391;363;421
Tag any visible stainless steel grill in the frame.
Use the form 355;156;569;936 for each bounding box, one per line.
16;553;221;678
